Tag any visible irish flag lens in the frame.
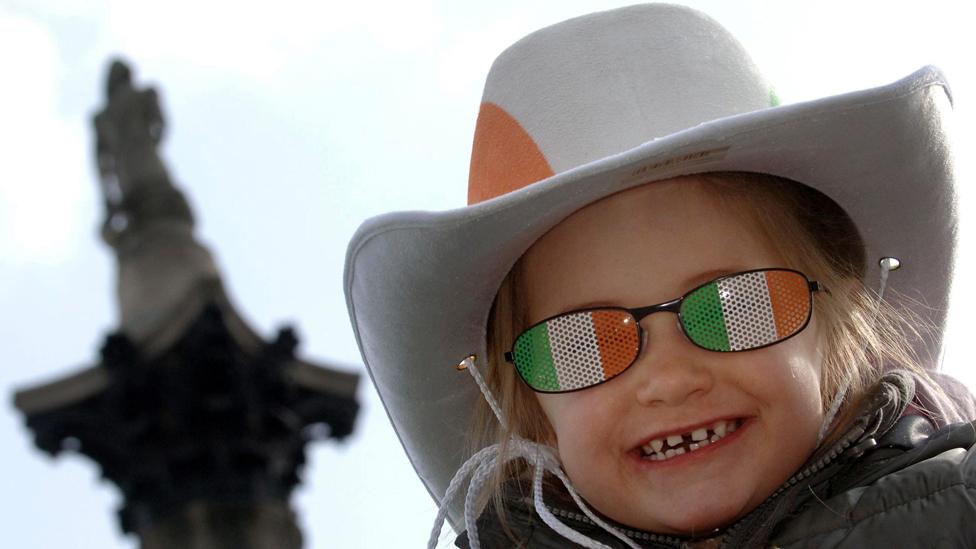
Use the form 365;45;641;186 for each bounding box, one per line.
680;270;810;352
512;310;640;392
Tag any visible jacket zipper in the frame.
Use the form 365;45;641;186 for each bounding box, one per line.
717;421;868;549
547;505;686;548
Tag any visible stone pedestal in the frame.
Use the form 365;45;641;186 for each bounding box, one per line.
12;59;359;548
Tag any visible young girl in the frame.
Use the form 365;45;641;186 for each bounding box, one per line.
343;4;976;547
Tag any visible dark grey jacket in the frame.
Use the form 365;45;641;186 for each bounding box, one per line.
456;372;976;548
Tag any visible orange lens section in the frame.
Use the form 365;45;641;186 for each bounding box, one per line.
765;270;810;338
591;310;640;379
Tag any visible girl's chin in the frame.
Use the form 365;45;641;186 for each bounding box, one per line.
629;517;732;538
658;513;737;537
613;496;750;537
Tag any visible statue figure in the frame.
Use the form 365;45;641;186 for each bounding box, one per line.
93;59;224;351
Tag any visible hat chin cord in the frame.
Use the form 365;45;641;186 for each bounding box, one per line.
428;356;640;549
817;259;898;444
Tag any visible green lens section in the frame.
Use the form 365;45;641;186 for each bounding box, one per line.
513;323;560;391
681;282;731;351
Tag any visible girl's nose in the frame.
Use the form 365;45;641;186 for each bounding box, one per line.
631;313;714;407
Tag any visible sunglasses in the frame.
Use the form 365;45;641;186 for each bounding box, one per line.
504;268;821;393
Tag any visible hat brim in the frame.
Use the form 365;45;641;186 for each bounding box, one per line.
344;66;956;530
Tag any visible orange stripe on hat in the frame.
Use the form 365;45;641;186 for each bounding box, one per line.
468;102;554;205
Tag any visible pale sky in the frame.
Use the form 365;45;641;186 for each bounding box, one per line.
1;1;974;547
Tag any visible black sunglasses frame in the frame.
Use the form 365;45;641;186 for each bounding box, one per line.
504;267;822;394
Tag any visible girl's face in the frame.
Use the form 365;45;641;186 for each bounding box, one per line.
521;177;824;535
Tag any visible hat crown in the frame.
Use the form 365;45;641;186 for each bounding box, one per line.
468;4;773;204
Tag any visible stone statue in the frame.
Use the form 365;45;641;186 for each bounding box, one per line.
93;59;223;352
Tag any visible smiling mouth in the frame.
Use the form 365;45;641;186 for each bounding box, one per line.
639;419;743;462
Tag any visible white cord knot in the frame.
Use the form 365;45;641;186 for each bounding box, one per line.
427;436;639;549
427;356;640;549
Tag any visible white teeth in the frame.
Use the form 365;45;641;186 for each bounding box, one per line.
642;420;743;462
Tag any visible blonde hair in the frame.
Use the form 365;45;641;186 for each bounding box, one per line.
468;171;946;534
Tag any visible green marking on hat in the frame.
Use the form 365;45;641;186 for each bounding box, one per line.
770;88;781;107
514;323;560;391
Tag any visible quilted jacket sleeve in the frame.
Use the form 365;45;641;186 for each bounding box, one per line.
770;421;976;549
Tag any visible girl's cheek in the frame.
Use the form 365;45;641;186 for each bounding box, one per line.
540;393;605;445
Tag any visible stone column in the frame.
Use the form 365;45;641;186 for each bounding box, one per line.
13;59;359;549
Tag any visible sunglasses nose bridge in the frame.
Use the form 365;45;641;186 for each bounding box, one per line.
630;296;684;355
631;296;683;323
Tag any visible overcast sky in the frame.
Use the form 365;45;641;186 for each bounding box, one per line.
2;1;974;547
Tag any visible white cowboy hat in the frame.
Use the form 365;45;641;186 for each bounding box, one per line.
343;3;956;530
